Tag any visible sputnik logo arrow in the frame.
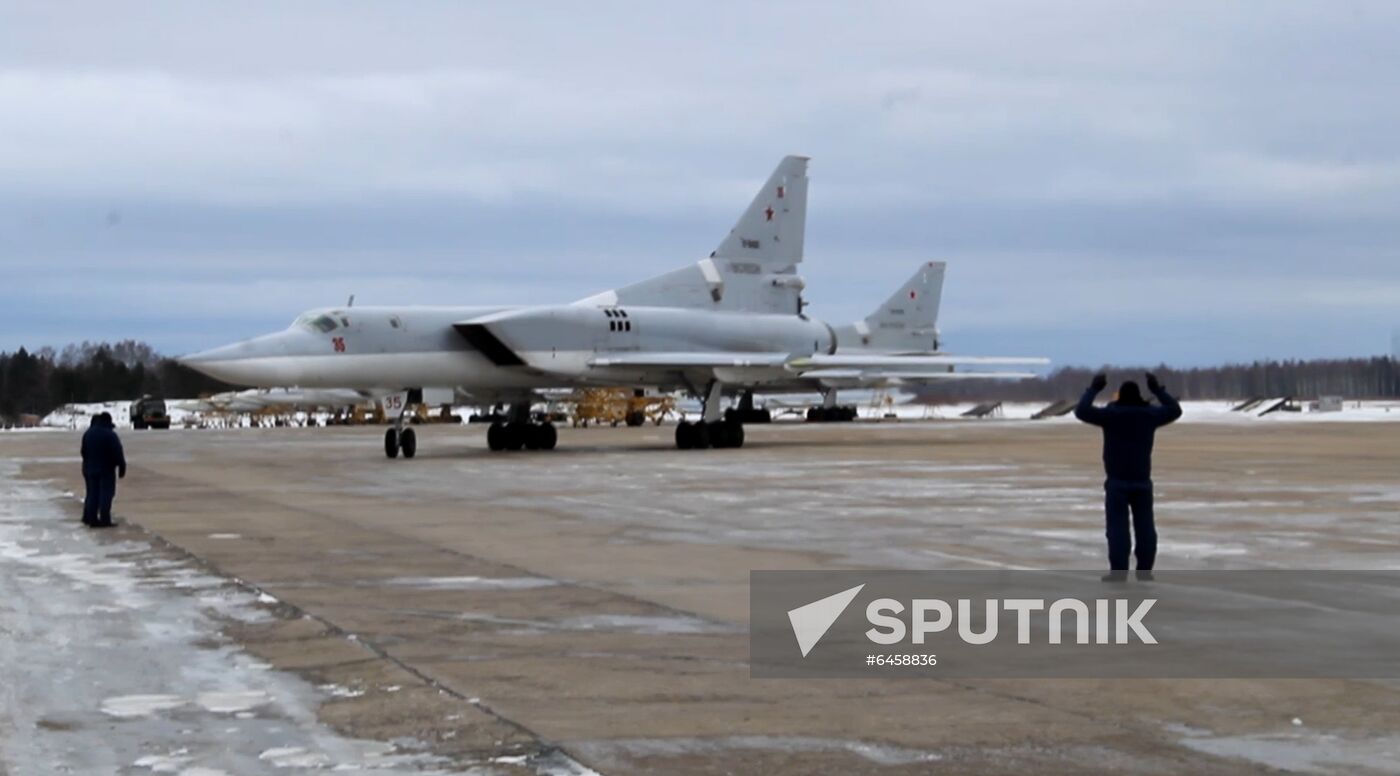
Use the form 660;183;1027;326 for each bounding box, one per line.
787;584;865;657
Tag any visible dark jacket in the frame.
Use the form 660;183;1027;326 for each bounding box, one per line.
81;420;127;478
1074;384;1181;484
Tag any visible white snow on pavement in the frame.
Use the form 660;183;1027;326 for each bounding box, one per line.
0;459;578;775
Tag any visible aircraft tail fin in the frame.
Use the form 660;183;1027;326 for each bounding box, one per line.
576;155;810;314
712;155;809;264
836;262;946;353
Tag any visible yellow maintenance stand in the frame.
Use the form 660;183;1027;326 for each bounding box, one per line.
568;388;676;428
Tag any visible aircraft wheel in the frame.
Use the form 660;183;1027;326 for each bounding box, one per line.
691;421;711;450
384;428;400;459
708;421;729;449
400;427;417;459
730;422;745;448
806;407;819;422
758;409;772;424
504;422;528;451
539;423;558;450
523;424;542;450
486;422;507;451
675;421;693;450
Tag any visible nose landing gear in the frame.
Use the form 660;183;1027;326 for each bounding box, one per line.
384;426;417;459
383;389;420;459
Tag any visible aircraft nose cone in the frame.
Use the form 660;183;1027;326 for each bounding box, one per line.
178;332;299;386
179;344;255;385
179;342;247;366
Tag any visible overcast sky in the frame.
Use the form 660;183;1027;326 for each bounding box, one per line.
3;1;1398;366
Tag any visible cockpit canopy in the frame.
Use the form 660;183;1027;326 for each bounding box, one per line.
293;310;348;333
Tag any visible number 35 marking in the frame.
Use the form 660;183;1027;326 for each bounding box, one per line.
332;337;346;353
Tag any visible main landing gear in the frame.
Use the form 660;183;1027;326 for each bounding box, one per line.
805;389;857;422
486;402;557;452
486;421;557;451
724;390;772;424
806;405;858;422
675;382;745;450
674;419;744;450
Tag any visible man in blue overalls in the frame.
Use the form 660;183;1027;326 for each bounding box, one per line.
80;412;126;528
1075;373;1181;580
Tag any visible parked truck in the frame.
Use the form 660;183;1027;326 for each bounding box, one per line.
129;395;171;429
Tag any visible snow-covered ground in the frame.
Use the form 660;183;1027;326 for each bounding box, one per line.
0;460;578;775
38;401;274;430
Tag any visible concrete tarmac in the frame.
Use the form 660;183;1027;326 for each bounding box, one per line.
6;419;1400;774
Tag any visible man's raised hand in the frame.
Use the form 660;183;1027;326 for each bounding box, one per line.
1146;372;1161;393
1091;373;1108;392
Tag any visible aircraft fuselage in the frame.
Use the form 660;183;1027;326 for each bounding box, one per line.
183;304;837;394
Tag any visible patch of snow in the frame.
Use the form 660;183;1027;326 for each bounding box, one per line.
1179;730;1400;774
100;694;188;718
380;575;558;590
257;746;333;768
195;690;270;714
133;749;192;772
318;684;366;699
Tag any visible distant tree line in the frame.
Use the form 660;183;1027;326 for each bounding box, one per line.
5;342;1397;422
916;357;1400;403
0;341;233;422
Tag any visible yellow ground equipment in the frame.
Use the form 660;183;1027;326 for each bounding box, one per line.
567;388;676;427
347;404;385;425
410;404;462;424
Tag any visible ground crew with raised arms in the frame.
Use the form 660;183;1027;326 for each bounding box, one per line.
1074;373;1182;580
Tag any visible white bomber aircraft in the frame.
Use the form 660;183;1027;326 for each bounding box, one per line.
182;156;1047;457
